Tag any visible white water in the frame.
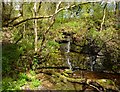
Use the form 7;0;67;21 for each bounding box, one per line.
90;62;94;71
66;40;72;70
90;56;96;71
67;56;72;70
67;41;70;53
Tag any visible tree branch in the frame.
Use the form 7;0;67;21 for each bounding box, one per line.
37;2;42;14
7;15;22;26
39;2;62;52
12;16;52;27
4;2;87;27
55;1;61;13
100;3;107;31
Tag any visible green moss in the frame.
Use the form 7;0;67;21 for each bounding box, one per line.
31;79;41;87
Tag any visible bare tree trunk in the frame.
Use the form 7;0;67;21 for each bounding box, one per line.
33;1;38;52
100;3;107;31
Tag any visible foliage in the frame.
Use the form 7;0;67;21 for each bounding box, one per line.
31;79;40;87
2;71;41;90
2;1;120;90
2;43;21;76
2;1;119;69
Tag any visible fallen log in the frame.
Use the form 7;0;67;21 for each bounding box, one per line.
36;69;119;91
37;69;86;83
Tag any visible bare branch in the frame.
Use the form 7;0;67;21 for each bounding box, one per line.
37;2;42;13
12;16;52;27
55;1;61;13
4;2;91;27
100;3;107;31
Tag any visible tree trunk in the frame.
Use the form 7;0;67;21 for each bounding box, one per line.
33;2;38;52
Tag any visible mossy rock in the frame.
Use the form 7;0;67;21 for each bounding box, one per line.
64;69;73;74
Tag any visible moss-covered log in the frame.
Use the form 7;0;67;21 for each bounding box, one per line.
52;71;86;83
37;69;86;83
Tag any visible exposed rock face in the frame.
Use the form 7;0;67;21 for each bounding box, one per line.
56;31;104;71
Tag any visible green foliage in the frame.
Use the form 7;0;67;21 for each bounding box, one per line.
2;77;15;90
2;77;27;90
47;41;60;51
87;28;99;38
2;2;120;90
2;71;41;90
29;70;36;76
23;2;33;18
2;43;21;75
15;79;27;89
106;80;113;85
31;79;41;87
18;73;29;81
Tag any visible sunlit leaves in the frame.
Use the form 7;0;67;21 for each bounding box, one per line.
23;2;33;18
40;2;56;16
88;28;98;38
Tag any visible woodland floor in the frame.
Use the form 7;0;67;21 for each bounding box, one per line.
20;69;120;91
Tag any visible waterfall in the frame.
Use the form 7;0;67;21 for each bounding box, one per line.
67;41;70;53
67;56;72;70
90;61;94;71
66;39;72;70
90;56;96;71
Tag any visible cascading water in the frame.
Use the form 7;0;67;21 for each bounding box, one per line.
66;38;72;70
90;56;96;71
90;61;94;71
67;41;70;53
